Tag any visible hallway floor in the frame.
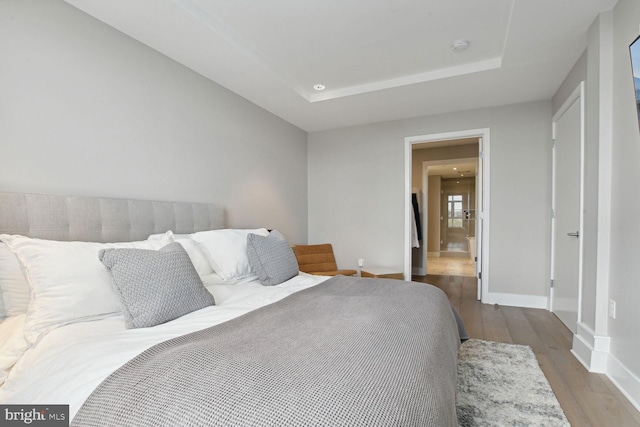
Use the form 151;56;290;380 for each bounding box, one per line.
427;254;475;277
443;241;469;251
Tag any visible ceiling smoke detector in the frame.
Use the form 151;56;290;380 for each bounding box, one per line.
451;39;470;52
313;84;326;91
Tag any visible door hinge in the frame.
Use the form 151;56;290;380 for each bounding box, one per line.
479;150;484;158
478;272;482;280
550;279;554;288
552;138;556;147
474;256;477;262
551;209;556;219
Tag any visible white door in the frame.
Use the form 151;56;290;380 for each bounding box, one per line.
551;83;584;334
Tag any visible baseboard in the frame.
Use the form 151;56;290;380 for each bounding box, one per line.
570;323;640;412
606;353;640;412
571;322;609;373
482;292;548;309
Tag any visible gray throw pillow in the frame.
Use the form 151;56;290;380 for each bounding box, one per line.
247;230;299;286
99;242;215;329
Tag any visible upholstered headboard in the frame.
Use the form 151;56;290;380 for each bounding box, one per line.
0;192;225;242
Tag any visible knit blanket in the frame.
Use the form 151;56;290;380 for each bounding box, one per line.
72;276;461;426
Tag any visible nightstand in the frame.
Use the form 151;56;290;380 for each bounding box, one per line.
360;267;404;280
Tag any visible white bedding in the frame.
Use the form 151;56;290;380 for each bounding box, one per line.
0;273;329;420
0;314;27;385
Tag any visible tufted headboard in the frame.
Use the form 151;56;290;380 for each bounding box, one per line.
0;192;225;242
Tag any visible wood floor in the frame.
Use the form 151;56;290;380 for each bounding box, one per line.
413;274;640;427
427;255;476;277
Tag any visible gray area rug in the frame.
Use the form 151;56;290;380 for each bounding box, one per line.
457;339;570;426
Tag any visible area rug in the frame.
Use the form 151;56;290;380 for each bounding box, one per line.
457;339;570;426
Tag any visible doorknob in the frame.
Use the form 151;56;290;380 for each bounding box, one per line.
567;231;580;238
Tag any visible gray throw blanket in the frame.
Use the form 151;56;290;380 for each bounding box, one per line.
73;276;461;427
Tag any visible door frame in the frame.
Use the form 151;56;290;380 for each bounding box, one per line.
550;81;585;320
404;128;490;301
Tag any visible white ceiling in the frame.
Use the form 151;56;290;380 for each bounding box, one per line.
64;0;617;132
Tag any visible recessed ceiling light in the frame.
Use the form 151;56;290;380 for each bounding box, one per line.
451;39;470;52
453;167;457;170
313;84;326;91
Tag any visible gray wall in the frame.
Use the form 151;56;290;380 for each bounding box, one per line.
552;51;587;114
427;176;442;252
552;0;640;402
0;0;309;243
609;0;640;386
308;101;552;299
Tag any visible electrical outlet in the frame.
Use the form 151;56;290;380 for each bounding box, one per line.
358;258;364;267
609;299;616;319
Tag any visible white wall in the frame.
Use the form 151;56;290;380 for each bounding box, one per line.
0;0;309;243
607;0;640;404
308;101;552;301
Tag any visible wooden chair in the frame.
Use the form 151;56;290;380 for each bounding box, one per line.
293;243;357;276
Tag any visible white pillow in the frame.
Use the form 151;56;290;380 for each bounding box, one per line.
0;243;30;317
200;272;226;287
0;232;173;345
191;228;269;281
147;233;214;277
177;239;215;277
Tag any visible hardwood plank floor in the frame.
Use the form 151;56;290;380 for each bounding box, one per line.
413;274;640;427
427;255;476;277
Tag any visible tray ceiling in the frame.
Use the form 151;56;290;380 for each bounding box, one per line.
64;0;617;131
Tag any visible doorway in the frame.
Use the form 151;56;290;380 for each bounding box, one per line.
421;159;477;278
404;129;490;301
441;176;476;254
550;82;584;334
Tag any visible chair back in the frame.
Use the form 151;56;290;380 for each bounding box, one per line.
293;244;338;273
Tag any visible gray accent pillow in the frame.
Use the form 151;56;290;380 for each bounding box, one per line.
99;242;215;329
247;230;299;286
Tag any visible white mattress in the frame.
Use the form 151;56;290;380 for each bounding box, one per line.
0;273;329;420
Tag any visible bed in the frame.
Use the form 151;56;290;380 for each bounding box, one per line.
0;192;463;426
